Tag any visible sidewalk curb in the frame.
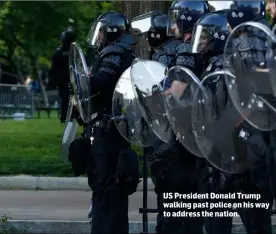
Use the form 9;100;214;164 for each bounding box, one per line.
0;220;248;234
0;176;154;191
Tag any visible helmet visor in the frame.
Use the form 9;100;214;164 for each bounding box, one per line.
167;9;180;37
86;20;107;49
131;14;152;34
192;25;217;54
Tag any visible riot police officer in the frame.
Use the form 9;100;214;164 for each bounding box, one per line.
191;10;235;234
144;10;185;234
146;10;182;68
140;2;210;233
150;2;210;234
86;12;139;234
227;1;268;28
168;1;210;76
191;5;272;233
51;27;76;123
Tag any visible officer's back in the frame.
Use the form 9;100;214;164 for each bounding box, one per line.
52;29;75;88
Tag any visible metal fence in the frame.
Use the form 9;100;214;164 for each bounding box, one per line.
0;83;34;119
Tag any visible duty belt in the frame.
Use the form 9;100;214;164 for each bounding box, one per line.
84;124;93;141
93;114;114;130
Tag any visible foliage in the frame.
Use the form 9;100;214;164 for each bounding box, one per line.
0;1;116;80
0;215;10;223
0;215;15;234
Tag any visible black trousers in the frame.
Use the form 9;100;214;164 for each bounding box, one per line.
91;188;129;234
89;126;130;234
58;86;70;122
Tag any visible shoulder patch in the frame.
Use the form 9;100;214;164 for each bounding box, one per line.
175;55;195;68
162;39;182;56
158;55;172;67
100;45;125;57
102;55;121;67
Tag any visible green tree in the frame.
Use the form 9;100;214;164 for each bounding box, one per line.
0;1;112;105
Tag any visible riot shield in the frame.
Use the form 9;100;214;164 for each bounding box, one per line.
130;59;172;143
224;21;276;131
112;66;156;147
272;24;276;35
69;42;92;124
163;65;207;157
131;12;154;60
192;70;250;174
131;12;152;35
61;96;78;163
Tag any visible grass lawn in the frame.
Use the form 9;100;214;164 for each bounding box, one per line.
0;112;143;176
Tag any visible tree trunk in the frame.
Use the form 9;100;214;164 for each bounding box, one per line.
13;58;25;84
0;45;25;84
0;55;25;85
31;57;49;107
123;1;172;59
123;1;171;19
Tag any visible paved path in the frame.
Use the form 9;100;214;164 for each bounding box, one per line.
0;190;157;221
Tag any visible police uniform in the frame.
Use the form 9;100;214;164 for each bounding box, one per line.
175;40;203;77
88;39;140;234
77;11;140;234
51;45;71;122
150;38;182;234
149;38;204;234
148;2;209;232
151;39;182;68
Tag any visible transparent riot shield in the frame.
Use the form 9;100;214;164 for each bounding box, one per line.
130;59;172;143
192;70;250;174
272;24;276;35
61;96;78;163
163;65;207;157
131;12;153;60
131;12;152;34
69;42;92;124
112;66;157;147
224;21;276;131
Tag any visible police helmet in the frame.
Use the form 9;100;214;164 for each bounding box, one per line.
191;11;230;55
60;27;76;45
226;1;266;29
86;12;131;50
147;11;174;48
167;1;210;38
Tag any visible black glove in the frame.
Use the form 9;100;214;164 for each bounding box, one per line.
149;141;178;167
71;106;84;126
68;82;74;96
